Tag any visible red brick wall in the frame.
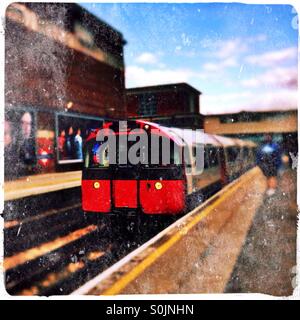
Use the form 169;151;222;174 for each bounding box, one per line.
157;91;189;115
126;95;139;117
5;20;126;118
126;89;199;117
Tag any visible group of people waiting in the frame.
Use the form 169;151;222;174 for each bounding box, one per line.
58;126;83;160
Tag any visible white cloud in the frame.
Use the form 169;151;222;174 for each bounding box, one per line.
203;57;238;72
201;92;252;114
126;65;197;87
201;89;298;115
223;58;238;67
245;47;298;67
247;34;267;43
135;52;158;65
253;89;298;111
202;62;219;72
215;39;248;59
200;38;250;73
200;35;267;70
241;66;298;89
200;38;249;60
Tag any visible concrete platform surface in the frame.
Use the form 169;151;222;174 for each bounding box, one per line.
4;171;81;201
225;169;297;296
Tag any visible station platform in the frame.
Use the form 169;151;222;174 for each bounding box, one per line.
179;169;297;296
73;167;297;296
4;171;82;201
225;169;297;296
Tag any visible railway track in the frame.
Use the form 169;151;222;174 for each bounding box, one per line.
3;193;175;296
3;178;217;296
4;204;86;255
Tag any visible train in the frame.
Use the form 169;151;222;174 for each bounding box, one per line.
81;120;257;215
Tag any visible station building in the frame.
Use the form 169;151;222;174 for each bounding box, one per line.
204;110;298;155
5;3;126;178
126;83;203;129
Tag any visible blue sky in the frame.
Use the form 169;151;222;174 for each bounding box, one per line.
80;2;298;114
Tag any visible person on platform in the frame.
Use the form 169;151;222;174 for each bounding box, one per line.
256;134;282;196
74;128;83;160
18;112;36;175
65;126;74;159
58;129;66;159
4;120;18;179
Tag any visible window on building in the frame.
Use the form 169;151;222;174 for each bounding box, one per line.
189;94;196;113
138;94;157;116
219;112;285;124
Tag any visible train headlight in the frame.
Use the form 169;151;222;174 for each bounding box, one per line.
155;182;163;190
94;182;100;189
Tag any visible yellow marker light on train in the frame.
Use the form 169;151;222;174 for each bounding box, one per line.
94;182;100;189
155;182;163;190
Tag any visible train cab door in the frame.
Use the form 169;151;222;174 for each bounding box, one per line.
111;132;141;210
112;166;138;209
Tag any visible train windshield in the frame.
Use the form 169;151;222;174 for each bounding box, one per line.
84;140;108;168
84;133;182;168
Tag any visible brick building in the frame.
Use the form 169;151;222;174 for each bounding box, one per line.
5;3;126;177
127;83;203;129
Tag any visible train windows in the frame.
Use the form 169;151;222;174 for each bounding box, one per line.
84;140;110;168
84;148;90;168
203;147;220;169
243;147;249;159
84;134;183;168
138;94;157;116
204;147;210;169
227;147;239;162
209;147;220;167
249;147;256;162
159;137;182;167
169;140;182;166
173;145;182;165
191;146;197;168
192;144;205;174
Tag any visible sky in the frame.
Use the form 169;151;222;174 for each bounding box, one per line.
80;2;298;115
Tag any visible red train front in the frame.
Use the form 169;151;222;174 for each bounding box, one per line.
82;120;186;215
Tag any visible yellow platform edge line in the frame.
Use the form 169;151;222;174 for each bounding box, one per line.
102;168;259;295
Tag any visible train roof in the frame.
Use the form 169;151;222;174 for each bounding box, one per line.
136;120;220;147
167;127;222;147
213;135;256;148
244;140;257;147
213;135;236;147
137;120;257;148
87;120;256;148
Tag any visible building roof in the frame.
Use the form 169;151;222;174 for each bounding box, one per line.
126;83;202;95
6;2;126;68
19;3;126;49
203;110;297;118
75;4;127;47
